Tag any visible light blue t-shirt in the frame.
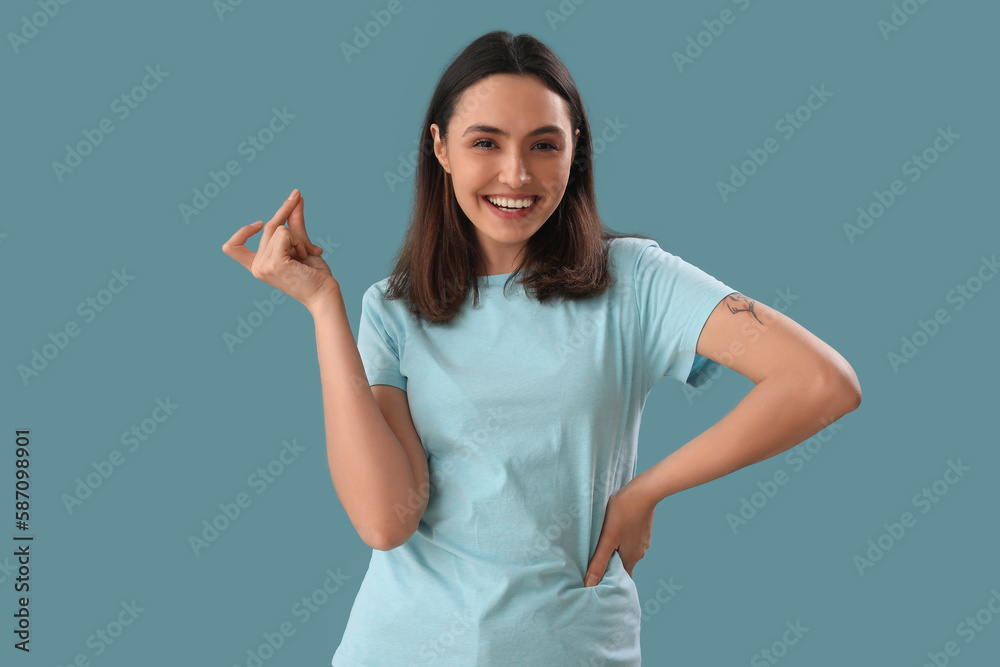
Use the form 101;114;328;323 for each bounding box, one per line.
332;236;736;666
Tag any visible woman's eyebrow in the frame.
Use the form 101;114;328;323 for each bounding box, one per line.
462;124;566;139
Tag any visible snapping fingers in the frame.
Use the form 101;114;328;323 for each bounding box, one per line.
221;220;266;271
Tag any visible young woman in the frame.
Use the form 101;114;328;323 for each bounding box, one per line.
222;30;860;667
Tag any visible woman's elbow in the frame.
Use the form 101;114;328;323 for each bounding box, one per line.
813;359;862;417
365;532;404;552
362;516;419;552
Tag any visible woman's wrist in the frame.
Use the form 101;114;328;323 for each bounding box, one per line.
305;284;344;318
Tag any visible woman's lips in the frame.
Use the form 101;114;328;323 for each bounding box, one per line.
482;195;539;219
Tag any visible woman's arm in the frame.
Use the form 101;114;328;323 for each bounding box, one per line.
630;292;861;503
222;192;427;551
585;292;860;586
309;291;430;551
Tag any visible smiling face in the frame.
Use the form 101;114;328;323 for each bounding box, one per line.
431;73;580;276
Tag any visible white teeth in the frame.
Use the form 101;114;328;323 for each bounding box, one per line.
486;195;535;209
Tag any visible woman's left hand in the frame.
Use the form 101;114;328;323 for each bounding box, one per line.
584;479;657;586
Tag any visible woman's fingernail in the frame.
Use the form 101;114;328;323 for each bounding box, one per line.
585;574;598;587
288;188;299;200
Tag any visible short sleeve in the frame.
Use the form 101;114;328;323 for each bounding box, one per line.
632;241;736;388
356;283;407;391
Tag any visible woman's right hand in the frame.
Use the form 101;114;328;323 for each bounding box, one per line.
222;189;340;311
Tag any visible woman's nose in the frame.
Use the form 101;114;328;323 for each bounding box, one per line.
499;150;531;186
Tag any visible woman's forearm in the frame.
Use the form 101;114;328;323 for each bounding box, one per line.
631;368;861;505
308;290;421;550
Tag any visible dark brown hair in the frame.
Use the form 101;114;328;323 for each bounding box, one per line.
383;30;653;324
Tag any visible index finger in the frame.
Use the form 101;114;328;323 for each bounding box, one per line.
287;195;316;249
259;189;302;250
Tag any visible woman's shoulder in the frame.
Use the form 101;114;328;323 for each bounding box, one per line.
360;277;389;306
360;277;403;319
608;235;660;256
606;235;662;276
365;276;392;296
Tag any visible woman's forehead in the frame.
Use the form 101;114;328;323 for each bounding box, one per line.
451;76;572;129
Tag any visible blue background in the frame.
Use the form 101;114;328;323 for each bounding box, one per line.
3;1;998;665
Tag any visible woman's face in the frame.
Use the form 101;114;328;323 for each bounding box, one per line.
431;73;580;275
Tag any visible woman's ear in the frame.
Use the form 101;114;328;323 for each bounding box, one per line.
430;124;451;174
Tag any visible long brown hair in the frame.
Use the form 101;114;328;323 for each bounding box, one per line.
383;30;653;324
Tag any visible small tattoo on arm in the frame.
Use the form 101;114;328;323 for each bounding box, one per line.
725;293;763;324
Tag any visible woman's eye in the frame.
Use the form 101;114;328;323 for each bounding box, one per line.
471;139;558;151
